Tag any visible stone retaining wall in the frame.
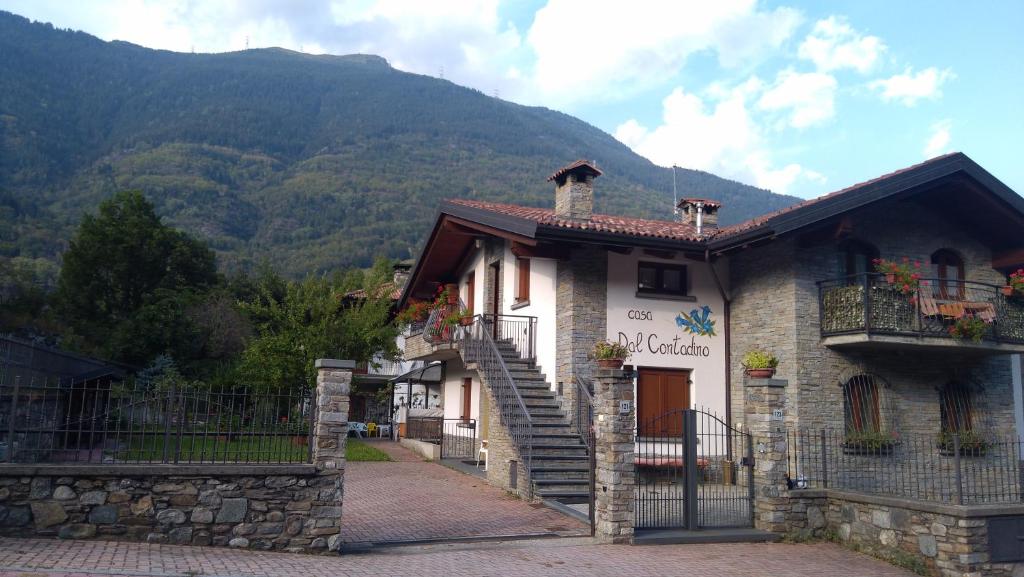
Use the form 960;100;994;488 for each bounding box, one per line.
0;359;352;554
0;465;337;552
789;489;1024;577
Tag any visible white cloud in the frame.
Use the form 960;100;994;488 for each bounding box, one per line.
798;16;885;73
923;119;953;158
614;82;825;195
758;69;837;128
870;67;955;106
525;0;803;106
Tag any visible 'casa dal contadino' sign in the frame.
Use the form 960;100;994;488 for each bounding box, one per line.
616;305;716;358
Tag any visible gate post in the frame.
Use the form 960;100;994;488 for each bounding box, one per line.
312;359;354;551
593;367;635;543
682;410;699;530
743;376;790;533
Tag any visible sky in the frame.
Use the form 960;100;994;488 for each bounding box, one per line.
3;0;1022;200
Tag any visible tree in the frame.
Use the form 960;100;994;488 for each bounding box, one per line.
237;259;400;391
56;190;218;364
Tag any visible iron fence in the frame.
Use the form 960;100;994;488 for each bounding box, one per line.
404;417;478;460
819;273;1024;344
787;428;1024;504
571;376;593;450
482;314;537;362
0;376;313;465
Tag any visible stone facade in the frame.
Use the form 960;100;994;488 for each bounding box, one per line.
743;377;792;532
476;375;530;498
729;199;1018;439
0;360;351;553
554;174;594;221
593;368;635;543
556;247;608;413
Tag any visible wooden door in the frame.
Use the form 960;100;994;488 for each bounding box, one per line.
466;271;475;315
638;368;690;436
489;262;500;338
461;378;472;421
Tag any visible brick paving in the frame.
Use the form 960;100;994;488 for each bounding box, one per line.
341;441;586;544
0;536;918;577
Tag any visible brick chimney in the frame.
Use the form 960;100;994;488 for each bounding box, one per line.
677;198;722;236
549;160;602;221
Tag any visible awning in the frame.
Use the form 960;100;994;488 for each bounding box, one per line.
389;361;443;384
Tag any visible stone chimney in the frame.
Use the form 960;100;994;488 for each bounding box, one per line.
677;198;722;236
392;260;412;289
549;160;602;221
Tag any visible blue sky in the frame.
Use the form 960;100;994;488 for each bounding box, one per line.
3;0;1022;199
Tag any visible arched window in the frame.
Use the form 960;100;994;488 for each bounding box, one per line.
843;375;881;434
940;382;973;434
931;249;964;299
839;240;879;282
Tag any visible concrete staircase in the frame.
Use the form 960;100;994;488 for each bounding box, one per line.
493;339;591;504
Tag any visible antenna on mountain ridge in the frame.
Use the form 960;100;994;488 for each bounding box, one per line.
245;36;249;50
672;164;679;219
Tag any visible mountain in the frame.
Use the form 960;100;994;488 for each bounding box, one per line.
0;11;800;277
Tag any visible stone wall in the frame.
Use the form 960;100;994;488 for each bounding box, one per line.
477;379;530;498
729;198;1018;437
790;489;1024;577
593;368;635;543
556;247;608;414
0;359;351;553
0;466;334;551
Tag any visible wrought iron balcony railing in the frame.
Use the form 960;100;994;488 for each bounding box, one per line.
818;273;1024;345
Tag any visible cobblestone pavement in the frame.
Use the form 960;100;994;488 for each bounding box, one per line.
0;536;917;577
341;441;586;544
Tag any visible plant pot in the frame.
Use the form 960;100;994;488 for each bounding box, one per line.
1002;285;1015;297
745;368;775;379
597;358;624;370
885;273;896;284
459;316;473;327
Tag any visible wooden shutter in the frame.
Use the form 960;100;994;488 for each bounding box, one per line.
516;258;530;301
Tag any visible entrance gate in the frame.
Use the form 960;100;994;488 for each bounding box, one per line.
635;409;755;530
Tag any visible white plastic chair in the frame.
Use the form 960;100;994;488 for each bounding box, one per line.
377;424;392;438
349;422;367;438
476;439;489;471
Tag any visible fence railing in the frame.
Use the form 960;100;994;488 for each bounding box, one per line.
404;417;479;460
787;428;1024;505
482;314;537;363
423;297;467;345
571;376;594;451
819;273;1024;344
458;316;533;484
0;376;313;465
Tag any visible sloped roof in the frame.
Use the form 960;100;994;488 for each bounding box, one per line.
447;199;703;242
547;159;602;183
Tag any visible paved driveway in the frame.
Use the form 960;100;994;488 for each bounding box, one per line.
341;441;586;544
0;537;918;577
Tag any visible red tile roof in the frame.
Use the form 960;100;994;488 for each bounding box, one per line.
448;199;703;242
344;283;403;301
714;152;962;239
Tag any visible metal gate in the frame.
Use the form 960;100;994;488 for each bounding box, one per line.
636;409;754;530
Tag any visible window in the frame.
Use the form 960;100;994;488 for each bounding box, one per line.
931;249;964;299
940;382;973;434
637;262;688;296
839;240;879;281
465;271;475;314
843;375;881;434
515;258;530;302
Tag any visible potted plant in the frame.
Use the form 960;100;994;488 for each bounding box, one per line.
444;283;459;305
842;430;899;455
948;314;990;342
1005;269;1024;298
457;308;473;326
938;430;990;457
741;349;778;379
872;257;922;294
592;340;630;370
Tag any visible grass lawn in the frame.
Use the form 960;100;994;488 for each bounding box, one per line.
347;439;392;462
116;434;311;463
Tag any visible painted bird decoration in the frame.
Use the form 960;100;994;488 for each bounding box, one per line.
676;305;717;337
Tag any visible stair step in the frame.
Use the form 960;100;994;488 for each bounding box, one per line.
534;478;590;486
517;390;556;399
533;489;591;501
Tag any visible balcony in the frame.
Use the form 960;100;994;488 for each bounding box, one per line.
818;274;1024;353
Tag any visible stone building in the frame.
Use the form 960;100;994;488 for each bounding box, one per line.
397;153;1024;513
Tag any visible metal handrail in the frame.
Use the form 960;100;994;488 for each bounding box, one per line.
458;315;533;480
819;273;1024;344
482;314;537;362
423;297;467;345
572;376;594;450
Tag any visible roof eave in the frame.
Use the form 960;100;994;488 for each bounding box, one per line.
535;223;707;251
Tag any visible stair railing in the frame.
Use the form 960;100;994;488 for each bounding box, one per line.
424;297;466;345
571;376;594;451
458;315;533;482
482;314;537;363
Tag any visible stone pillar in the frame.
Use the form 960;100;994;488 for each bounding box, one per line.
311;359;353;551
556;248;607;415
593;368;635;543
744;377;790;533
